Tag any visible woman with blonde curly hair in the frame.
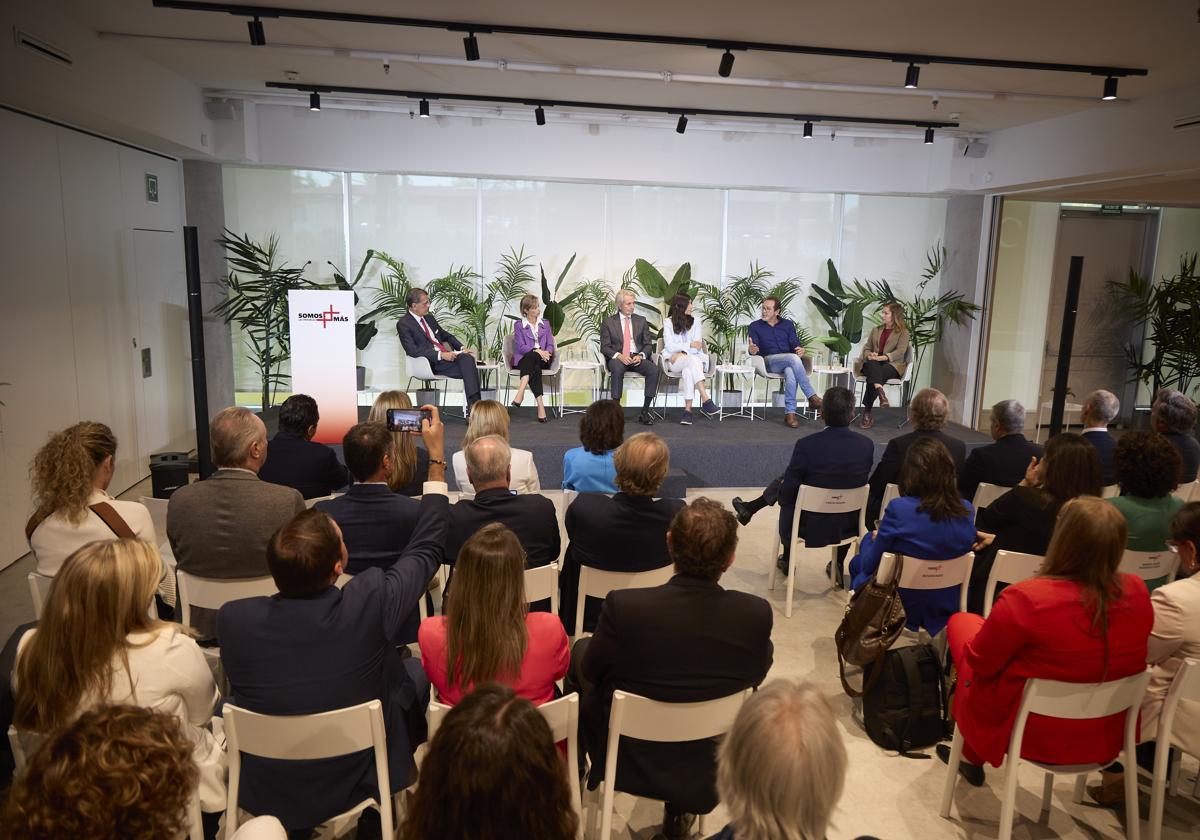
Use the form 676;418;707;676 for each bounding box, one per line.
12;539;225;820
451;399;540;496
367;390;429;496
27;421;156;576
0;705;198;840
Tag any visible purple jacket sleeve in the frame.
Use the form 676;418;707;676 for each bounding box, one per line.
512;321;534;364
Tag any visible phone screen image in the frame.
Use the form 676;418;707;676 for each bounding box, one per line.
386;408;426;433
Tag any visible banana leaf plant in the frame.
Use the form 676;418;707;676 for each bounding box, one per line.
535;253;582;349
631;259;694;342
809;259;864;363
325;251;383;352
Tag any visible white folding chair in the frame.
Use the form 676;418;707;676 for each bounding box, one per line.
655;340;712;420
525;562;560;614
405;354;466;419
972;482;1009;511
880;482;901;514
1149;659;1200;840
501;331;562;413
983;551;1045;618
1118;549;1180;592
768;484;869;619
1103;484;1121;499
26;571;53;619
590;689;751;840
877;550;975;619
305;493;341;509
940;670;1150;840
574;564;674;638
854;344;914;427
747;352;817;422
138;495;170;537
177;571;279;630
1172;480;1199;502
224;700;393;838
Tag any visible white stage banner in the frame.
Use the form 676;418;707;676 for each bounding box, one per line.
288;289;357;444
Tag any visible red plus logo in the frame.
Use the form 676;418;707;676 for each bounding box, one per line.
320;305;340;328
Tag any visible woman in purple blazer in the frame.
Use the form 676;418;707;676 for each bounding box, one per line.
511;293;556;422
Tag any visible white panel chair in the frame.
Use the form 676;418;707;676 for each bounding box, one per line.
574;564;674;638
27;571;53;619
305;492;343;509
404;354;464;419
223;700;393;838
590;689;750;840
1118;549;1180;591
854;344;914;427
501;332;562;413
768;485;869;619
880;482;901;514
876;551;975;618
1171;480;1199;502
972;482;1010;511
1103;484;1121;499
525;562;560;614
1149;659;1200;840
983;551;1045;618
177;571;279;630
654;339;712;421
939;670;1150;840
138;495;169;538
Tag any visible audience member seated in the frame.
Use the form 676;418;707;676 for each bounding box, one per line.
967;433;1102;614
0;705;199;840
420;524;568;705
939;497;1152;787
167;406;304;639
1153;388;1200;483
399;684;578;840
572;499;772;840
316;423;422;641
768;386;874;582
445;435;560;577
559;432;684;634
257;393;349;499
368;390;428;496
1108;430;1185;589
1080;389;1121;485
562;399;624;493
957;399;1043;502
27;421;155;577
452;399;540;495
11;540;224;822
866;388;966;528
217;408;448;835
850;437;976;637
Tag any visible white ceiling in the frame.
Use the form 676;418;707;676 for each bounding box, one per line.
66;0;1200;135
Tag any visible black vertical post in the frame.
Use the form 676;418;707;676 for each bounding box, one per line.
184;226;214;479
1049;256;1084;437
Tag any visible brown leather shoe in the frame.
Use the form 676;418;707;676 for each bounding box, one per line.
876;386;890;408
808;394;823;412
784;412;799;428
861;409;874;430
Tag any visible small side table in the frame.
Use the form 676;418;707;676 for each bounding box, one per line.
475;361;502;395
558;361;602;417
714;364;756;421
812;365;853;393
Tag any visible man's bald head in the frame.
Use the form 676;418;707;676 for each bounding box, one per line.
465;434;512;489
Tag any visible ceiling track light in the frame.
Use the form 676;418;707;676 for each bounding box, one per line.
803;121;813;138
904;63;920;89
924;127;934;144
1101;75;1118;100
309;91;321;111
463;31;480;61
535;105;546;125
676;114;688;134
419;98;430;117
247;16;265;46
718;49;735;78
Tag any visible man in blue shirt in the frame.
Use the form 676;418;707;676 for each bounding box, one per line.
747;297;821;428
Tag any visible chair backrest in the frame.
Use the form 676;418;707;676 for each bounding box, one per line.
748;354;777;379
897;343;915;383
575;564;674;637
795;484;869;543
27;572;53;619
503;331;517;371
1102;484;1120;499
138;495;170;538
176;571;278;628
406;354;437;380
877;551;975;614
305;493;339;509
1172;480;1200;502
881;483;900;512
1156;659;1200;747
224;700;391;836
524;562;560;614
7;725;26;774
982;551;1045;618
605;689;749;778
971;482;1009;510
1118;549;1180;589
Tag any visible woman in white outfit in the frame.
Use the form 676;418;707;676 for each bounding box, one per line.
664;293;719;425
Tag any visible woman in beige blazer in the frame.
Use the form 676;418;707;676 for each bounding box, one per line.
854;302;911;429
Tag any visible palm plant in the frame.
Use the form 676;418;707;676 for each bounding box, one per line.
563;278;616;362
213;229;314;409
366;250;417;325
695;262;772;364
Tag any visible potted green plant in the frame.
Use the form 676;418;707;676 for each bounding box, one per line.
563;278;616;363
631;259;694;341
326;251;387;390
535;253;583;352
809;259;865;367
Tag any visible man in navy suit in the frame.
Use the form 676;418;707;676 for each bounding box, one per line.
958;399;1043;503
1080;389;1120;486
775;387;874;581
317;421;422;640
257;394;349;499
396;287;481;410
219;408;448;834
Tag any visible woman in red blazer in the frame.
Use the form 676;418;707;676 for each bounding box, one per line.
420;523;568;705
940;496;1153;783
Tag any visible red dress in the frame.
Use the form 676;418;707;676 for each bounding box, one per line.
419;612;570;706
948;574;1152;768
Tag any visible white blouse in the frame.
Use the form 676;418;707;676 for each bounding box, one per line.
520;318;545;350
664;320;705;357
30;489;157;576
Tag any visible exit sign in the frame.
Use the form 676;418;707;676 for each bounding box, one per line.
145;173;159;203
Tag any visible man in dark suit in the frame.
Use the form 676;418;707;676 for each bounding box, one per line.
958;399;1044;503
1080;389;1120;486
599;288;659;426
574;498;772;840
396;287;481;411
218;408;448;835
559;432;685;634
258;394;349;499
775;386;875;579
167;406;305;639
1154;388;1200;484
866;388;966;528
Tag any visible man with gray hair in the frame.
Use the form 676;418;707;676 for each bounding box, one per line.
957;399;1043;503
599;289;659;426
1081;389;1121;485
1153;388;1200;483
167;406;305;638
396;287;481;411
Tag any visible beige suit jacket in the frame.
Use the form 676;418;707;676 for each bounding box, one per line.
854;324;911;378
1142;571;1200;753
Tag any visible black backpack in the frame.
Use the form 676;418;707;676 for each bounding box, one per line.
861;643;950;755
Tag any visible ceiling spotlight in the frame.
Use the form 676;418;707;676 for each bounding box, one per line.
535;106;546;126
463;32;480;61
676;114;688;134
718;49;735;78
247;17;266;46
1101;75;1118;100
419;99;430;117
308;92;321;111
803;121;813;138
904;63;920;89
924;127;935;144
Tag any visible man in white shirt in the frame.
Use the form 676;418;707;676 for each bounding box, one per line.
599;289;660;426
396;288;481;412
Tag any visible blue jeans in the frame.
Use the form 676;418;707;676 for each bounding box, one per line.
765;354;815;412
